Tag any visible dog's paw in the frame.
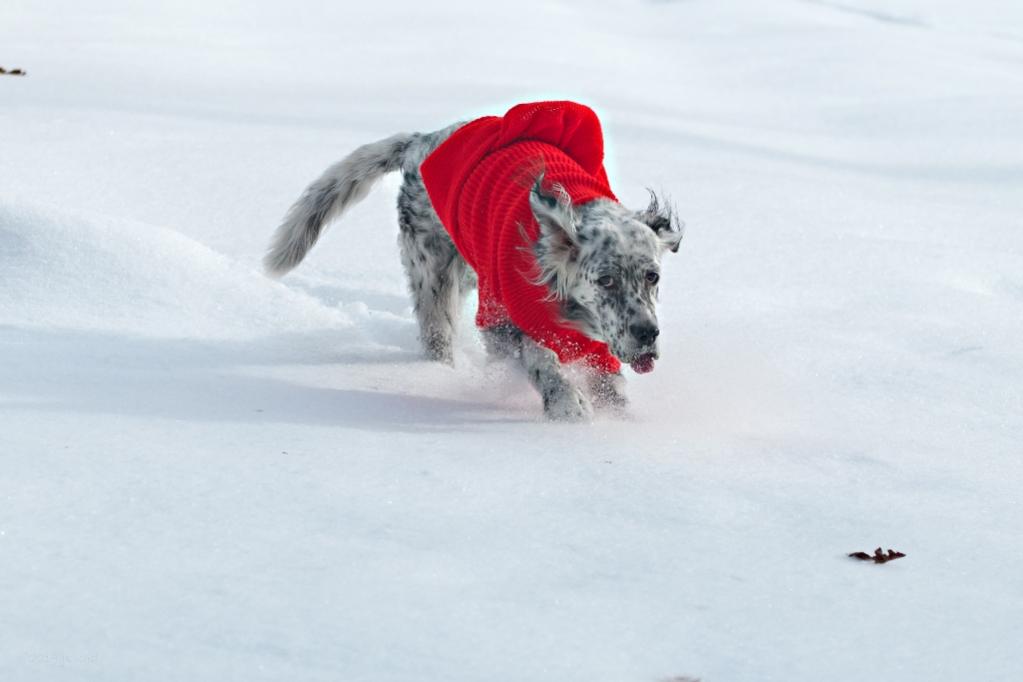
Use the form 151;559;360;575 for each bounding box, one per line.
589;372;629;411
421;332;454;365
544;387;594;422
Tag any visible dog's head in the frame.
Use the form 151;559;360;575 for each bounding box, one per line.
529;175;684;373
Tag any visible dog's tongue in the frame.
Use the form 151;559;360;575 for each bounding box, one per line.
630;354;656;374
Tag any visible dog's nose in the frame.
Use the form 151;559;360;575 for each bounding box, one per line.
629;322;660;346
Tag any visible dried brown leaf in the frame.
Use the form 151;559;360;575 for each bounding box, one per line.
848;547;906;563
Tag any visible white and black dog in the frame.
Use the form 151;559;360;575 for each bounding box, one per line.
264;106;682;421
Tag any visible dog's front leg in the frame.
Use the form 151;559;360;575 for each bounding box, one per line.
588;371;628;410
519;337;593;422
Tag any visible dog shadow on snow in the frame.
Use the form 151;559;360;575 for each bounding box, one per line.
0;326;530;433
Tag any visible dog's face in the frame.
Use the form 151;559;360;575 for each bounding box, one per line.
530;177;683;373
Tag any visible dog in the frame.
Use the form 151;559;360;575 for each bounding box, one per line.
264;101;683;421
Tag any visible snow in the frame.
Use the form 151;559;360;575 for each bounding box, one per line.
2;1;1022;680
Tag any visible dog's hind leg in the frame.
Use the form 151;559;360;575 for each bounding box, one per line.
480;323;522;360
404;244;467;363
397;174;467;362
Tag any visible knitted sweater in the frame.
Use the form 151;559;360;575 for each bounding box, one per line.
420;101;621;374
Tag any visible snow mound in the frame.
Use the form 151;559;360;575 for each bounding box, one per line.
0;201;351;340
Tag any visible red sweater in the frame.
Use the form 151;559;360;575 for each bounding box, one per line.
420;101;621;374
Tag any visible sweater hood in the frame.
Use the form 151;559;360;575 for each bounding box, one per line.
421;101;617;229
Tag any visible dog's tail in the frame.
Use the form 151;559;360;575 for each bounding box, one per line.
263;132;414;276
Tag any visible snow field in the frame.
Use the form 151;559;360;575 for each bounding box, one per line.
2;0;1022;680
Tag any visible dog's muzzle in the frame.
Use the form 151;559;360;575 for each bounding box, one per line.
626;322;659;373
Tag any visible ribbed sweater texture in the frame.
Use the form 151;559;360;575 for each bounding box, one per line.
420;101;621;374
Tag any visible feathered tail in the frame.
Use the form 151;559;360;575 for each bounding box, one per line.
263;132;413;276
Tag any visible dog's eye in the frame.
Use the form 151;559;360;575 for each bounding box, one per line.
597;275;616;289
645;271;660;285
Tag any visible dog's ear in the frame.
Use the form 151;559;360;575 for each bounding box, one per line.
529;173;578;258
635;190;683;253
528;173;579;299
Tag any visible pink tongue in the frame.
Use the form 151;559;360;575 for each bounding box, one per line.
630;354;655;374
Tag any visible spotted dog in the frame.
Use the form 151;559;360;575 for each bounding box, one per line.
264;103;683;421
